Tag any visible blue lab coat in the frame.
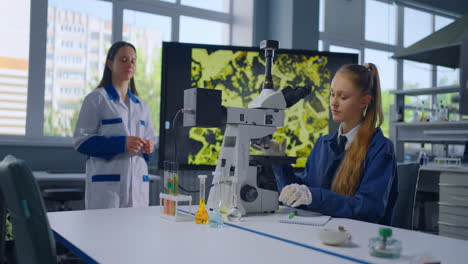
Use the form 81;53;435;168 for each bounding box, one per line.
272;128;398;225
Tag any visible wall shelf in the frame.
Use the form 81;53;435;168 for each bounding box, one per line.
395;121;468;144
390;85;459;96
395;121;468;127
397;137;468;143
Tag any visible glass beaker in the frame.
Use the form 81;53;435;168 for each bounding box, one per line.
195;175;209;224
218;171;231;218
209;180;224;228
227;177;242;221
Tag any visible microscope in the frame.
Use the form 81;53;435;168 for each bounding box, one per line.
183;40;310;215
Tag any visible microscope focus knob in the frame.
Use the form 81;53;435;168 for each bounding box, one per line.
240;185;258;202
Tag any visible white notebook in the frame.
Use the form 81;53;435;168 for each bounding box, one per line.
279;215;331;226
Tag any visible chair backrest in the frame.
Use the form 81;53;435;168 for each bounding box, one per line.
0;190;6;263
392;162;420;230
0;155;56;264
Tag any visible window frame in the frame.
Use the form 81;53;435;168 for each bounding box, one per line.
0;0;234;146
319;0;459;125
320;0;459;91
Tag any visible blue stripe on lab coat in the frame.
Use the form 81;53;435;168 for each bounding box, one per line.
101;118;123;125
77;136;126;160
140;120;145;126
143;175;149;182
92;174;120;182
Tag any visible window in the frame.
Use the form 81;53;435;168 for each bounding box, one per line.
180;16;230;45
403;61;431;89
45;0;112;137
365;49;395;91
435;15;454;31
329;44;362;62
319;0;464;163
319;0;325;32
404;7;432;47
91;32;100;40
365;48;396;137
403;60;433;127
437;66;459;86
0;0;30;135
330;45;360;59
181;0;230;13
365;0;396;45
123;9;172;139
104;33;111;42
0;0;236;145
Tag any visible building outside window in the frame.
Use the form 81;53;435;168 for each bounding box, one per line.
0;0;234;144
44;0;112;137
123;9;172;140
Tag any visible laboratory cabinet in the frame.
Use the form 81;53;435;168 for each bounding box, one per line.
438;170;468;240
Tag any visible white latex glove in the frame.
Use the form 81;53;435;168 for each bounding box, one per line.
279;183;312;207
257;139;287;156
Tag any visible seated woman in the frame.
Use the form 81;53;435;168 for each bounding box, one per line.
273;63;398;225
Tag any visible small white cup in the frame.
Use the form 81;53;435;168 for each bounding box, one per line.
318;228;351;246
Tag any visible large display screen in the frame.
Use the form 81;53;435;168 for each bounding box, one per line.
159;42;357;169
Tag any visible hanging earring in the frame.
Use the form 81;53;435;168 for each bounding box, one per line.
362;105;369;116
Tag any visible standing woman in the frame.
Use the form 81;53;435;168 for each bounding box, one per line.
273;63;398;225
74;41;156;209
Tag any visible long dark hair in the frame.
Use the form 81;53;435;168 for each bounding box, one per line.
331;63;383;196
96;41;138;95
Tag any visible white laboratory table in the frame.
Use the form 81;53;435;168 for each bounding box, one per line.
47;206;468;264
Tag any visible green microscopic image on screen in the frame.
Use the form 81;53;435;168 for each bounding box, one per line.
159;42;357;169
188;48;331;168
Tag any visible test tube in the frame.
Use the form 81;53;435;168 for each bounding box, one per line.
227;177;242;221
170;162;176;216
173;162;179;196
163;161;169;215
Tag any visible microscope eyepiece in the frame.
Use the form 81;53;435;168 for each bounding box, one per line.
260;40;279;50
260;40;279;90
281;85;311;108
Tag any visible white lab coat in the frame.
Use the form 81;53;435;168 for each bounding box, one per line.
73;84;155;209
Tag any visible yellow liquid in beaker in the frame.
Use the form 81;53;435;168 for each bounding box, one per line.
195;198;209;224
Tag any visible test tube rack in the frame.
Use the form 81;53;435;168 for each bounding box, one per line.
159;193;193;222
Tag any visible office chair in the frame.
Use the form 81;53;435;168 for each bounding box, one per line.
0;190;6;263
392;162;420;230
0;155;56;264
